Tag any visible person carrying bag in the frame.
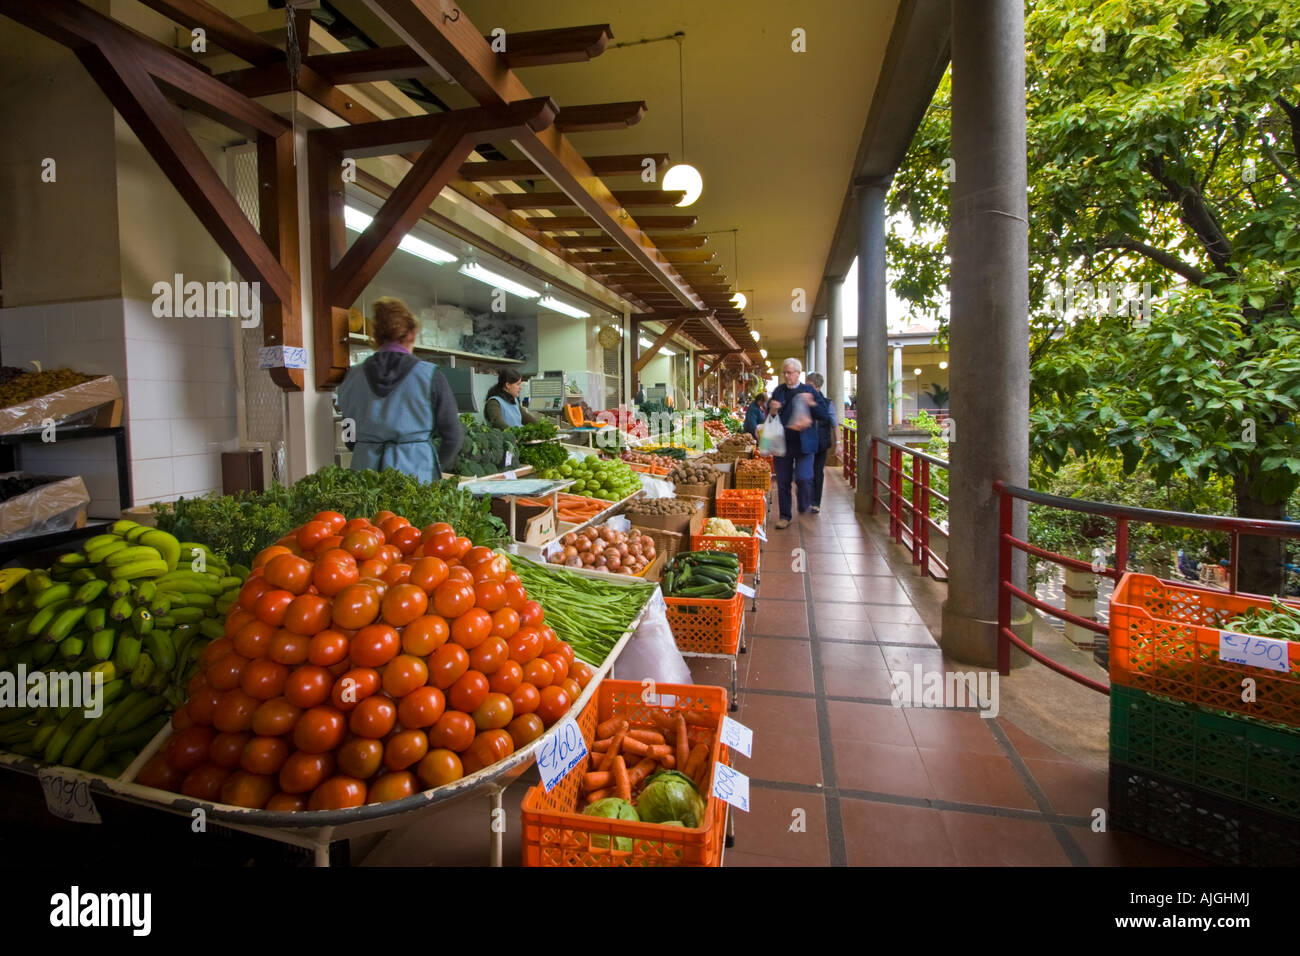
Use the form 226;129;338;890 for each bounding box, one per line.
767;357;830;528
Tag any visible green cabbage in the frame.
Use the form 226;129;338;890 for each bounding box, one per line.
582;797;639;850
635;770;706;829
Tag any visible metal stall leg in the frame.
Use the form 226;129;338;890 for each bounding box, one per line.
729;657;738;712
487;785;505;867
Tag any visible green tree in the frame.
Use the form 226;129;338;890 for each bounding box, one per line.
888;0;1300;593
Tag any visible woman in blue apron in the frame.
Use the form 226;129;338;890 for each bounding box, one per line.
337;298;463;483
483;368;543;429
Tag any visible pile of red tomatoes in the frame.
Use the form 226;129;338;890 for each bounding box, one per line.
136;511;594;811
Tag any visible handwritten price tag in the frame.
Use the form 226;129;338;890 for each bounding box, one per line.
37;769;101;824
503;470;518;480
736;582;755;599
536;716;588;792
1219;631;1292;673
711;763;750;812
719;716;753;758
755;524;767;542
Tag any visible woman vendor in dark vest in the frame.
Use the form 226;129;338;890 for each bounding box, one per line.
484;368;543;429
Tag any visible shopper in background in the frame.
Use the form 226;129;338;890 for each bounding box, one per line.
484;368;543;429
767;358;830;529
743;392;768;439
804;372;839;514
337;297;463;482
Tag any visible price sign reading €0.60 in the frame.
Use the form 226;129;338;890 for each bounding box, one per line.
537;716;588;792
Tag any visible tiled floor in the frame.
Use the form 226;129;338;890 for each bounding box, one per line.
695;471;1204;867
360;471;1202;867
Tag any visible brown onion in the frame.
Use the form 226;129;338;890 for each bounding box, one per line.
562;533;577;547
580;551;595;565
563;545;578;560
564;556;583;568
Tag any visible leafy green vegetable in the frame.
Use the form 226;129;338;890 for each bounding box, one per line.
582;797;640;849
636;769;706;828
450;415;520;477
511;420;558;443
153;466;508;565
518;441;567;472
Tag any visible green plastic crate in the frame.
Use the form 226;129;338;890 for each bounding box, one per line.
1110;684;1300;821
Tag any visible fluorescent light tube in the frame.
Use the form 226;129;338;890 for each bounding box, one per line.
538;295;590;318
343;206;457;264
638;337;675;357
459;262;539;299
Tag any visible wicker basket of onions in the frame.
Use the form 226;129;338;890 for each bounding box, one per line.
547;525;658;576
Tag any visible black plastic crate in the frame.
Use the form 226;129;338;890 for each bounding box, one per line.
1109;761;1300;866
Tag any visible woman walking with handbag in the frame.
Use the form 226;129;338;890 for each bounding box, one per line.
804;372;839;513
765;358;830;529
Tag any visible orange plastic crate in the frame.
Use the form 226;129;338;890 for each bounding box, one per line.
520;680;730;867
690;532;760;574
1109;573;1300;727
733;466;772;491
716;491;766;525
664;590;744;654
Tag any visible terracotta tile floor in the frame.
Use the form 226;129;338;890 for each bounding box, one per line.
361;472;1203;868
690;472;1200;867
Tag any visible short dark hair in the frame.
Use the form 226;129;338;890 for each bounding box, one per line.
487;367;524;402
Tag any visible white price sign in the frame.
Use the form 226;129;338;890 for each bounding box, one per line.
37;769;102;824
719;715;753;758
503;450;513;468
536;716;588;792
711;763;750;812
503;470;518;480
736;582;756;599
756;524;767;542
1219;631;1292;673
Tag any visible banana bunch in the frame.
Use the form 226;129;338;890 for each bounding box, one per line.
0;521;248;773
0;661;170;776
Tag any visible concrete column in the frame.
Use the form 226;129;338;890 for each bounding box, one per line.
855;179;890;515
941;0;1032;667
814;316;827;377
827;278;845;431
892;345;904;426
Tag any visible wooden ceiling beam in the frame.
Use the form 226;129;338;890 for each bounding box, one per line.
553;234;708;250
576;249;715;264
529;214;697;231
134;0;285;67
311;97;556;159
460;153;670;182
498;189;684;210
633;318;689;374
555;101;646;132
500;24;613;68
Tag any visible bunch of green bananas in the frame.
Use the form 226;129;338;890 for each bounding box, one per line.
0;520;249;773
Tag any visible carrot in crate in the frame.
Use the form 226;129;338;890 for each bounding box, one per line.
682;743;709;782
675;714;690;770
627;757;657;787
597;717;628;738
612;755;631;801
627;729;666;745
599;730;626;771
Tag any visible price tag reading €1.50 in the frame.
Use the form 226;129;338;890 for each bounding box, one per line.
1219;631;1292;674
719;715;753;758
711;763;750;812
37;768;102;824
537;716;588;792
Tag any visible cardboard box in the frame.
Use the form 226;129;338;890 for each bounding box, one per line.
0;474;89;542
672;474;725;500
626;501;706;538
0;376;122;436
490;497;555;543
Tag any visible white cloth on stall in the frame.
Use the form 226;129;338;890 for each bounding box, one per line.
638;474;676;499
611;589;692;686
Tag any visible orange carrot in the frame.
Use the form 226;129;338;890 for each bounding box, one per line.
611;755;631;802
599;731;626;771
585;788;611;804
591;737;614;752
583;771;612;790
648;744;675;761
620;737;651;757
627;730;665;745
682;742;708;781
596;717;628;739
675;714;689;771
649;711;676;730
626;756;657;787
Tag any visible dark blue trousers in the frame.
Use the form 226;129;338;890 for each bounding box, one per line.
774;452;813;520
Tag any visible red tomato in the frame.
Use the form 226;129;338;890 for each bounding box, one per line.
554;641;575;667
539;626;561;656
408;556;449;594
381;654;429;698
397;686;446;729
349;695;398;739
506;713;545;749
416;749;463;788
428;643;469;689
383;729;429;771
240;736;289;775
488;659;523;694
283;664;333;709
535;686;571;727
446;565;475;586
268;629;310;666
284;594;333;636
237;577;274;613
221;771;276;809
207;652;248;691
559;678;581;701
251;546;291;571
448;670;490;713
357;558;387;580
473;580;507;612
253;588;294;627
181;764;230;801
306;629;349;667
451;537;472;560
202;634;236;664
375;545;403;567
432;581;475;619
171;704;195;733
468;636;509;675
330;667;381;711
425;531;459;562
541;653;569;683
207;731;249;770
266;792;307;812
313;556;359;597
379;515;410;539
239;659;289;700
233;620;275;660
472;692;514;730
509;682;540;716
450;608;492;650
137;753;184;792
490;607;520;639
507;627;543;665
346;517;377;535
296;520;333;552
332;584;381;630
350;624;400;668
263;553;313;595
570;660;595;690
368;770;417;803
314;510;347;533
504;582;527;611
429;711;476;752
401;614;450;656
381;563;412;586
391;525;423;556
278;751;335;794
461;729;514;774
213;689;259;734
293;706;346;753
186;686;222;726
307;776;366;811
337;738;384;780
519;601;545;628
251;697;301;737
341;530;382;561
522;658;554;689
381;583;428;627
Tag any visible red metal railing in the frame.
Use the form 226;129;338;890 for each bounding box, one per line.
995;481;1300;694
866;436;949;580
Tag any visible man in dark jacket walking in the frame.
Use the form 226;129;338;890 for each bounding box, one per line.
767;358;830;528
805;372;838;513
742;392;768;439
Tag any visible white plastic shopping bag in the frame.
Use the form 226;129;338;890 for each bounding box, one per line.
757;412;786;457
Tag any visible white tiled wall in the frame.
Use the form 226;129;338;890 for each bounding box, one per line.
0;299;128;516
122;298;239;504
0;297;241;515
